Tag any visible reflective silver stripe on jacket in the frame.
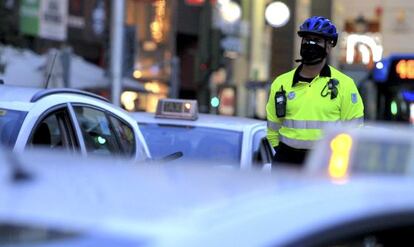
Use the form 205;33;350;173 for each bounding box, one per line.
282;117;364;129
344;117;364;126
267;121;281;131
279;135;315;149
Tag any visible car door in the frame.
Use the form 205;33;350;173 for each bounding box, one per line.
28;105;78;151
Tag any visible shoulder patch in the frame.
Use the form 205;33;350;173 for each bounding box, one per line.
351;93;358;104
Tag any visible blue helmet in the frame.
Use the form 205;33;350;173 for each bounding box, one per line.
298;16;338;47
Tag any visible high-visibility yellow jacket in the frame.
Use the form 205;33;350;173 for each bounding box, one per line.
266;64;364;149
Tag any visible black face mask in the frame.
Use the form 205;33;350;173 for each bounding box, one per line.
300;41;327;65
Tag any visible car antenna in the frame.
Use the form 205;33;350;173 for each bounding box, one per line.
44;50;58;89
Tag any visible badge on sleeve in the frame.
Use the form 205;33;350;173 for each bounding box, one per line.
351;93;358;104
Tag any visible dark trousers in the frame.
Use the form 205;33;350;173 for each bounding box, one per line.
273;142;309;166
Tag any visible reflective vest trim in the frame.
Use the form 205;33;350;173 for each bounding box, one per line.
345;117;364;126
267;121;281;131
279;135;315;149
282;117;364;129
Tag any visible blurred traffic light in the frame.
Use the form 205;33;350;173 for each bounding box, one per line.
391;100;398;116
210;96;220;108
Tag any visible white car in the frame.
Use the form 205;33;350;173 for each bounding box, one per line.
131;99;273;169
2;148;414;247
0;85;150;161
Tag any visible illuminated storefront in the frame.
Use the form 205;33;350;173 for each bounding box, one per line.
338;15;383;69
123;0;173;112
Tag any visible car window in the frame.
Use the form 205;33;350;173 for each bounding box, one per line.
73;106;120;155
29;108;76;150
109;116;136;157
138;123;242;166
0;108;27;148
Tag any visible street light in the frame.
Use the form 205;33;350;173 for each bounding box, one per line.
265;1;290;28
219;1;241;24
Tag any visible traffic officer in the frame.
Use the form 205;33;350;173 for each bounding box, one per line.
266;16;364;166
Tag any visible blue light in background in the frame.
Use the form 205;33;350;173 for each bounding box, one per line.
402;91;414;102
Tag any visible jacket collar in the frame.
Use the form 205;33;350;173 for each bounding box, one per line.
292;63;331;86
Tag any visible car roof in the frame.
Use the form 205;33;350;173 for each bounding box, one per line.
0;85;108;105
131;112;266;131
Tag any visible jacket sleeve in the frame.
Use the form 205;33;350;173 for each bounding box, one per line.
340;78;364;126
266;78;283;147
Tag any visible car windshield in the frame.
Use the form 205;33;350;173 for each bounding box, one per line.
138;123;243;166
0;108;27;147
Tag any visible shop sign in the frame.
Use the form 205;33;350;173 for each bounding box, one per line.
396;59;414;80
20;0;41;36
39;0;68;41
19;0;68;41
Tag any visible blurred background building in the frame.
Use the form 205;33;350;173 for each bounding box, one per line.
1;0;414;118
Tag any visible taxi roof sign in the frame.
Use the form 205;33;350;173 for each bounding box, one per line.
305;123;414;178
155;98;199;120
